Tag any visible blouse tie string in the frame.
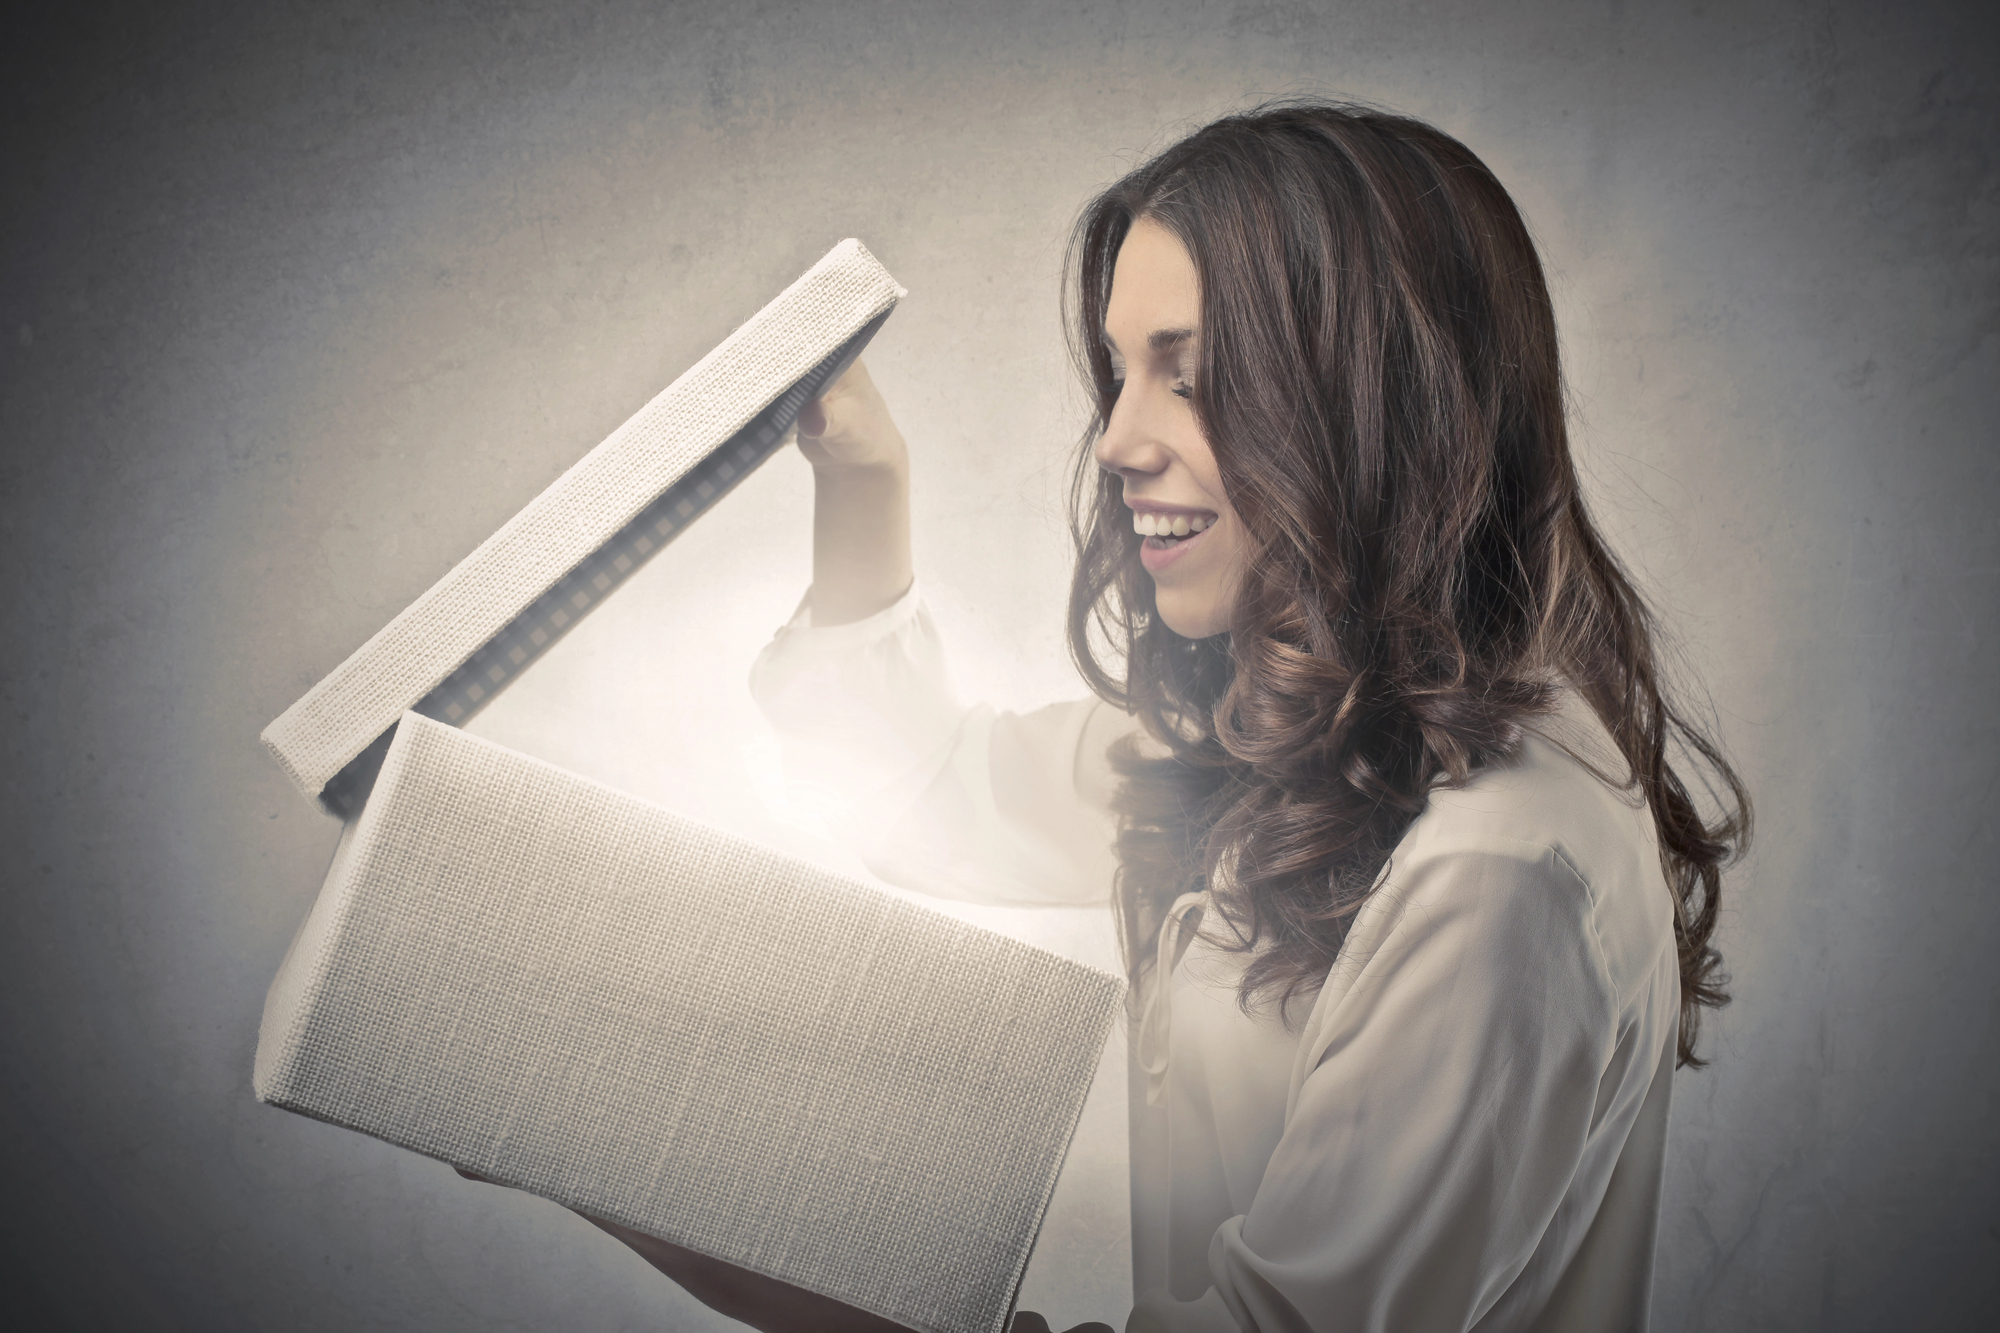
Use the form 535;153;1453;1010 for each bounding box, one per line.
1135;891;1208;1108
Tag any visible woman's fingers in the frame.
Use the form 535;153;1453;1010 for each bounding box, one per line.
796;359;906;473
797;395;829;439
801;360;872;438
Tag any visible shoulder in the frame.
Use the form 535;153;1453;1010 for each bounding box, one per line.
1385;695;1675;1011
1411;698;1655;890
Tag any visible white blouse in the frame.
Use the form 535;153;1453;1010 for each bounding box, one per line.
750;584;1680;1333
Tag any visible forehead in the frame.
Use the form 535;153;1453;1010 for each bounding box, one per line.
1104;216;1199;348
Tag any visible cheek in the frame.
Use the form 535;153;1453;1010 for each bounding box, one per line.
1208;510;1246;570
1207;525;1249;612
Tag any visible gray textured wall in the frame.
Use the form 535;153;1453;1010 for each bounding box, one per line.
3;1;1995;1329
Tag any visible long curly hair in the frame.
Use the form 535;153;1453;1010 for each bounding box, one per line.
1064;100;1750;1067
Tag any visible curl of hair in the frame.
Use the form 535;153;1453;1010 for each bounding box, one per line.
1064;100;1750;1067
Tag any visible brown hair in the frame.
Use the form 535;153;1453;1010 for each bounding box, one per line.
1064;100;1749;1067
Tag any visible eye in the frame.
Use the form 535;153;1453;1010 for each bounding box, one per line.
1171;382;1193;400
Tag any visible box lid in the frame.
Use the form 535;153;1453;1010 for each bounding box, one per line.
261;240;903;812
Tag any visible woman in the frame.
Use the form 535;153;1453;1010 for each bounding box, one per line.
622;100;1748;1331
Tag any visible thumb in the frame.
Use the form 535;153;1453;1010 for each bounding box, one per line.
797;396;829;439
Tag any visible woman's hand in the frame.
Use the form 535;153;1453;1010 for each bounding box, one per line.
796;357;908;474
795;358;914;626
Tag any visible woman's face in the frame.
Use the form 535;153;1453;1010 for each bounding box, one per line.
1095;216;1247;640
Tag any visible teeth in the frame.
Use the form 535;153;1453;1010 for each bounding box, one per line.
1132;512;1216;537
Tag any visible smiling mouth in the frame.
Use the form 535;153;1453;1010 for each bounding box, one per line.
1131;509;1215;550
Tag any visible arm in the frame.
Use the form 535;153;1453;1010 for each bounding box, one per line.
796;359;913;626
753;364;1129;906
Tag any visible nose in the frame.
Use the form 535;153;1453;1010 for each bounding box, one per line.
1094;387;1170;480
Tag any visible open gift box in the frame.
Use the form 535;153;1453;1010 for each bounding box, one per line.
254;241;1124;1333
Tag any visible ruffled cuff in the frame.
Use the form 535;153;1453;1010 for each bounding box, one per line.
749;579;969;825
765;578;927;653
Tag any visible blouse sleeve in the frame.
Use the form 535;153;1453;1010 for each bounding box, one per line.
1131;835;1623;1333
749;582;1128;906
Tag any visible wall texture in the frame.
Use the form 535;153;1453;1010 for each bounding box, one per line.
2;1;1994;1329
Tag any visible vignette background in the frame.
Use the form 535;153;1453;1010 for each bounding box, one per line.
3;1;1995;1328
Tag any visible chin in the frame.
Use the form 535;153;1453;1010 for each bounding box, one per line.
1154;595;1232;641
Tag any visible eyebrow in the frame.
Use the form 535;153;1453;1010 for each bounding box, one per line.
1101;326;1198;355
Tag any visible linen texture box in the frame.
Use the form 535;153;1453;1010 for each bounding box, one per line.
257;714;1123;1333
